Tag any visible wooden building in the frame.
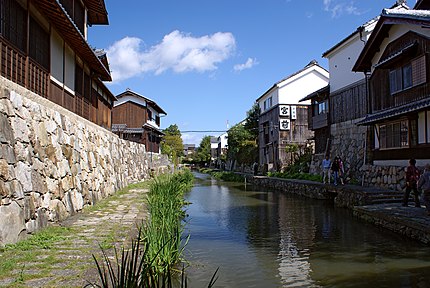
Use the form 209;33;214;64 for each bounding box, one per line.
111;89;166;153
300;85;330;155
353;3;430;165
256;60;329;172
0;0;115;128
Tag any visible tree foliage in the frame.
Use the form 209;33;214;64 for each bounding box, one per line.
226;104;260;167
195;135;212;164
161;124;183;165
244;103;260;141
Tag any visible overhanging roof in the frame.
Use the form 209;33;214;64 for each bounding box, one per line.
83;0;109;25
357;97;430;125
299;85;330;102
33;0;111;81
116;90;167;115
353;8;430;72
373;41;417;68
143;123;165;135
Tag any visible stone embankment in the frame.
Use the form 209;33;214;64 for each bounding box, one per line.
0;78;170;246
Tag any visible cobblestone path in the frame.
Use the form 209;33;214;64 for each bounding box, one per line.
0;186;149;288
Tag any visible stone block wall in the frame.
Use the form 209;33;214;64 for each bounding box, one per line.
310;119;367;183
309;119;412;191
0;78;170;246
361;164;406;191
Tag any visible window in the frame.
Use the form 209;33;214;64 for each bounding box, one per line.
263;97;272;111
314;100;328;115
390;56;426;95
29;17;49;69
378;120;409;149
0;0;27;52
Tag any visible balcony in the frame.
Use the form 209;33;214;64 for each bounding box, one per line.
0;39;49;98
311;113;329;130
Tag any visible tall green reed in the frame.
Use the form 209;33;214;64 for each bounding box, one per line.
142;169;193;274
88;169;220;287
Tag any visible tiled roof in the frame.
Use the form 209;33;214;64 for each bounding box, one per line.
358;97;430;125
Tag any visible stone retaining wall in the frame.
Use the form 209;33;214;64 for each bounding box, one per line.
0;78;170;246
246;176;330;200
361;164;406;191
309;118;413;192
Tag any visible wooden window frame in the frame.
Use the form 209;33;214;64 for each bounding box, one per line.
389;55;426;95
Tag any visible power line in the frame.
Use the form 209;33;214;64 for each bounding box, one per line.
179;130;227;133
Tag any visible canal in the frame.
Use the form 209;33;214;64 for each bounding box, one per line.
183;173;430;287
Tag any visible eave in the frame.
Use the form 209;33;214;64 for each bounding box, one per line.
33;0;112;81
357;97;430;125
83;0;109;25
299;85;330;102
353;11;430;72
116;90;167;115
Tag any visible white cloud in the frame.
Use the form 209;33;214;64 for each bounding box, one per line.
233;57;259;72
323;0;362;18
106;31;236;82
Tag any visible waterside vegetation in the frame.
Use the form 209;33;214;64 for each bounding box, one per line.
89;168;219;287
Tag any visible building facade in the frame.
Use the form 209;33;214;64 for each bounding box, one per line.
304;2;408;182
353;4;430;167
0;0;116;128
111;89;166;153
256;60;329;172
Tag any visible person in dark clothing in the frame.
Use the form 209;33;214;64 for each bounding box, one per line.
331;157;340;186
402;158;421;207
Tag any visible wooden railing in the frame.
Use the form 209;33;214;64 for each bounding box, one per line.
0;39;49;98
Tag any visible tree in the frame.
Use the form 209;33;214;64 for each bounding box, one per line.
244;103;260;141
227;104;260;168
161;124;183;167
195;135;212;165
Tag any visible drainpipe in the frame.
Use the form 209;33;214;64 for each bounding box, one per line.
362;71;370;187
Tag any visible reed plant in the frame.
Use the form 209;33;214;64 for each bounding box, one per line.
88;169;220;287
87;232;218;288
142;170;192;274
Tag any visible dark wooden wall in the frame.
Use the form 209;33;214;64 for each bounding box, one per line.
330;79;367;124
112;102;147;129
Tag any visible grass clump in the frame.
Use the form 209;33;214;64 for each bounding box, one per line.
267;171;322;182
3;226;70;251
199;168;245;182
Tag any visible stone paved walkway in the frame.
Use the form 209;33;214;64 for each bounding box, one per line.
0;187;149;288
354;203;430;244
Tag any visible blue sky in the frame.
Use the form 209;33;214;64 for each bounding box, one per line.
90;0;403;145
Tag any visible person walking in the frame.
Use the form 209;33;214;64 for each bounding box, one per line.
418;164;430;216
322;155;331;184
402;158;421;207
331;157;340;186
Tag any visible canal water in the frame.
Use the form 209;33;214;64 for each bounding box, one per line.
183;173;430;287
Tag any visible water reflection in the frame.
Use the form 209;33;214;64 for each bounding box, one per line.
184;173;430;287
